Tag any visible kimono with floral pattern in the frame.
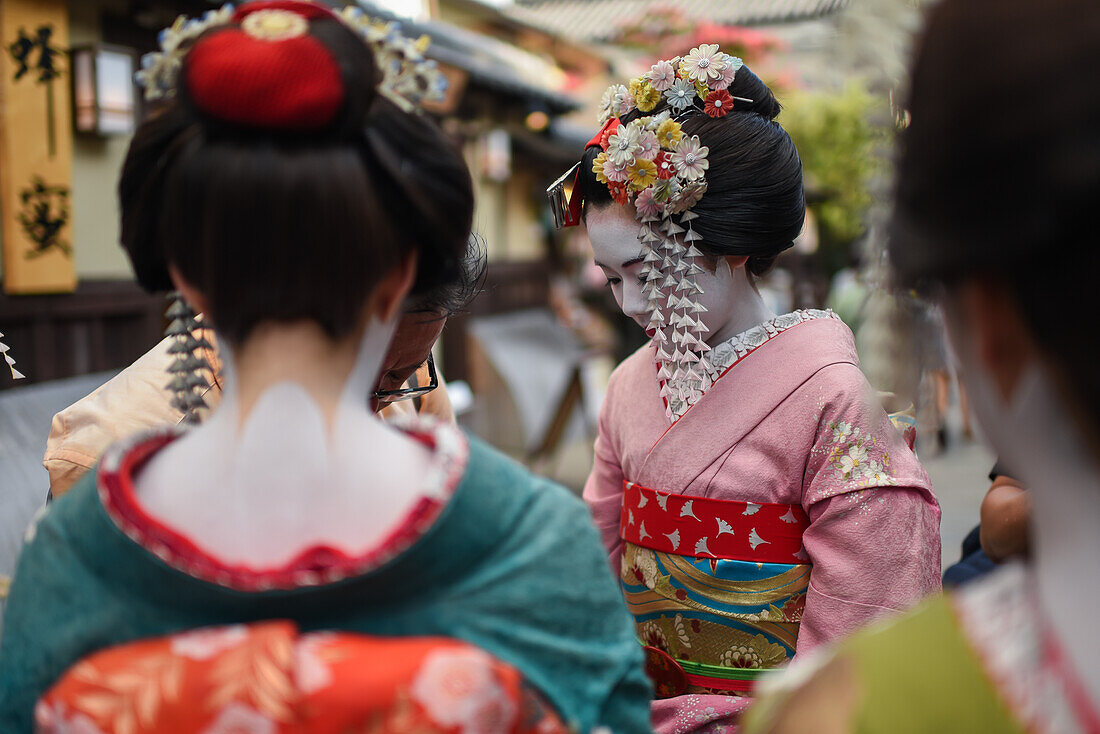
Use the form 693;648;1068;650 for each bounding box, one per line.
0;425;650;733
35;621;570;734
584;312;941;733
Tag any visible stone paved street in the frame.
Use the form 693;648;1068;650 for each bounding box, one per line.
919;438;996;572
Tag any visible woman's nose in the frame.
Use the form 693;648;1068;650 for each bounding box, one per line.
622;280;650;322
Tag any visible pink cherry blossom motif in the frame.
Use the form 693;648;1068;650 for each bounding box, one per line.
295;633;336;695
636;130;660;160
670;135;709;181
203;703;277;734
34;701;107;734
711;56;739;91
603;157;630;183
617;87;637;116
647;59;677;91
680;43;726;82
410;647;518;734
634;187;662;220
170;625;248;661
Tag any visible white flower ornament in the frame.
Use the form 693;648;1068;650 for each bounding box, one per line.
554;43;758;421
134;4;448;116
681;43;726;82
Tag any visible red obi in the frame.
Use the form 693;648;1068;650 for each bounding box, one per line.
619;481;810;564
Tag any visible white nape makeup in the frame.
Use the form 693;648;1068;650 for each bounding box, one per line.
585;204;775;346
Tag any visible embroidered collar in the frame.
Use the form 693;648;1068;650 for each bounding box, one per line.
660;309;839;423
95;415;468;592
952;563;1100;734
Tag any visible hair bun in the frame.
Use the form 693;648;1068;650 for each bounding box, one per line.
728;64;781;121
183;3;349;131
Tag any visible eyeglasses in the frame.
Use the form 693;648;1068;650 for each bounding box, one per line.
372;353;438;404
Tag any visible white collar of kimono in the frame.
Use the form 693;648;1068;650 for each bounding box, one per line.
132;315;449;568
662;309;840;423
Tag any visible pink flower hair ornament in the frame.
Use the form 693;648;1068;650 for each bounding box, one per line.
545;44;755;420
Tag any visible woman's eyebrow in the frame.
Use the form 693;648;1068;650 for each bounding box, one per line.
622;254;646;268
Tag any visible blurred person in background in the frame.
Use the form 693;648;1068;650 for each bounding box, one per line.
744;0;1100;730
943;462;1031;588
0;4;649;731
554;44;940;731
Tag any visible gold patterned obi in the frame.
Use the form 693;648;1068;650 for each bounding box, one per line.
619;481;811;698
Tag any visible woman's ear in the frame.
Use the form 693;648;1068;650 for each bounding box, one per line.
368;252;418;324
955;278;1037;401
725;255;749;270
168;265;210;316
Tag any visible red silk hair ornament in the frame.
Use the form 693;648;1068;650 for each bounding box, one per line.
592;116;620;151
185;3;345;131
564;117;622;223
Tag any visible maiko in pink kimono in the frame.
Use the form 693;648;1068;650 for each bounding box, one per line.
549;44;941;732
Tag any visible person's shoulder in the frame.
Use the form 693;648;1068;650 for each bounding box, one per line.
744;592;1017;734
461;433;585;514
607;341;655;391
44;337;187;496
24;466;107;554
787;315;891;424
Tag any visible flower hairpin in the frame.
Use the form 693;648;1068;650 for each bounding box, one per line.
135;2;447;115
598;44;750;124
585;43;755;421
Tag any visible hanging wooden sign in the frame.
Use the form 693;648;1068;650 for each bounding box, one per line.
0;0;76;294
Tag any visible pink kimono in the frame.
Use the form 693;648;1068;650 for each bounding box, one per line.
584;311;941;732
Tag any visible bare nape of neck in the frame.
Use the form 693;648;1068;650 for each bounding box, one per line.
705;264;776;347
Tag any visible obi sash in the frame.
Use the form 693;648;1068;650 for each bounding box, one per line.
619;481;811;699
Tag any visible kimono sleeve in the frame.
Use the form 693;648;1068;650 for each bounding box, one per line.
583;375;627;574
0;502;106;732
797;363;942;654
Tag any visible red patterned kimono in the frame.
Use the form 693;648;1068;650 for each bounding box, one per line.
35;621;569;734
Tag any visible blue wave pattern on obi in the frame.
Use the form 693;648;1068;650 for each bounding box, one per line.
621;541;810;673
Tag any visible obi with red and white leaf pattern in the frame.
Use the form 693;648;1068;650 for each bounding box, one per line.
620;481;809;564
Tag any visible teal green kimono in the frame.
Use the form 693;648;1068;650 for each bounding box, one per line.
0;434;650;732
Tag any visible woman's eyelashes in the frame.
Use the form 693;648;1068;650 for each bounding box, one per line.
602;269;646;288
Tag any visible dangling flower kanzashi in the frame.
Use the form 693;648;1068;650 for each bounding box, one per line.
578;43;754;422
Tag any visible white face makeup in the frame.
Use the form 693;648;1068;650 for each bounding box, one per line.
586;205;652;333
585;204;767;346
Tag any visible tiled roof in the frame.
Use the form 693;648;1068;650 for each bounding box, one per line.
508;0;849;43
356;1;582;113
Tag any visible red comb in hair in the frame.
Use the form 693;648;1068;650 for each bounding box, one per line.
185;3;345;131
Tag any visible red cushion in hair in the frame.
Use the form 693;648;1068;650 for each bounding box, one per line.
185;27;345;131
